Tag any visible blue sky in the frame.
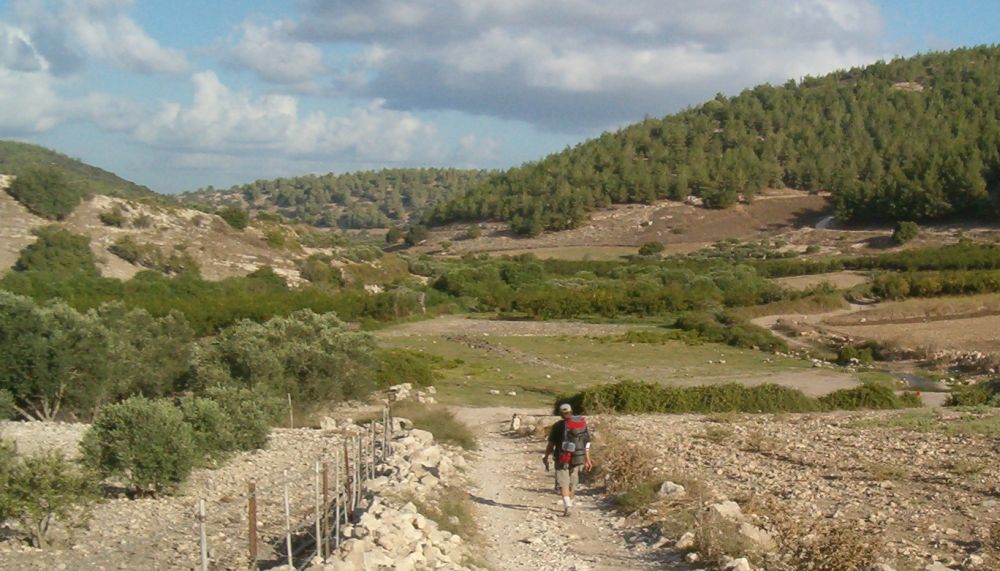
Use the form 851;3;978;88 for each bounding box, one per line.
0;1;997;194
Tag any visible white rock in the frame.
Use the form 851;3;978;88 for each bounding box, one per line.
709;500;743;521
725;557;751;571
675;531;696;550
657;481;686;498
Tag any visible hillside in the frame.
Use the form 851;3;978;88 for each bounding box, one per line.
178;167;491;229
427;45;1000;235
0;140;156;199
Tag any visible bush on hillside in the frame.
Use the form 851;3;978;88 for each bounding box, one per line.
81;397;197;495
0;389;15;420
0;449;97;547
13;226;98;275
178;397;238;464
201;386;273;450
98;205;127;227
638;241;665;256
6;167;83;220
946;381;999;407
217;205;249;230
817;384;917;411
374;349;437;388
892;221;920;245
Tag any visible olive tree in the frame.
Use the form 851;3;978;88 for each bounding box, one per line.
0;292;112;420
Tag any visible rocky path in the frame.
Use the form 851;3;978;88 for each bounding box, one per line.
454;407;670;571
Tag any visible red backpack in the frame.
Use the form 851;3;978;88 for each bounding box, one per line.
557;416;589;467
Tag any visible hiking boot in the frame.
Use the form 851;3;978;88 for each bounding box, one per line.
563;506;572;517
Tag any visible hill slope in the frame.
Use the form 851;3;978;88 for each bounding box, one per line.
427;45;1000;235
179;168;491;229
0;140;156;199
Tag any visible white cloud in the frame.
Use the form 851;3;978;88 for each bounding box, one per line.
0;67;60;132
226;21;325;85
134;71;444;164
290;0;887;130
11;0;187;75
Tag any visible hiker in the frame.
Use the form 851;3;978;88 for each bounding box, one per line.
543;403;592;516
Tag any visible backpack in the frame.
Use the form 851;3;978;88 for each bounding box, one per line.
557;416;589;467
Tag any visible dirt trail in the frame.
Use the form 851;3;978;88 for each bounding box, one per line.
452;407;675;571
749;302;874;351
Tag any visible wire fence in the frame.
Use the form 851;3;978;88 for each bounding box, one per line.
191;407;394;570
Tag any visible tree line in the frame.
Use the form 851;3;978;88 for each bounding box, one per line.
180;168;491;229
426;45;1000;235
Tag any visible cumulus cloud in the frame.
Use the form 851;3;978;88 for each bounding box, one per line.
11;0;187;75
288;0;886;130
134;71;444;163
0;23;60;132
225;21;325;85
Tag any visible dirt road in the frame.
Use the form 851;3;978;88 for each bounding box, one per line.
453;407;677;571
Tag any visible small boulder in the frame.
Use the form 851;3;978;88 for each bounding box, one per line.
657;481;686;499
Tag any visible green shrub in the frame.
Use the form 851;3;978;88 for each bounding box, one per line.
0;449;97;547
569;381;819;415
98;205;127;227
385;226;403;244
404;224;429;246
892;221;919;245
217;205;249;230
14;226;98;275
638;241;665;256
946;382;997;407
374;349;437;388
6;167;83;220
178;397;237;463
81;397;197;495
837;345;874;366
613;478;665;514
818;384;917;411
202;386;273;451
0;389;15;420
567;380;923;415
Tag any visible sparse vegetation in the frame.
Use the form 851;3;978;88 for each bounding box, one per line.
566;380;922;415
0;446;97;548
389;401;476;450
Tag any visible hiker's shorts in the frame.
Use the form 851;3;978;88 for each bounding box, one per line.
555;465;580;490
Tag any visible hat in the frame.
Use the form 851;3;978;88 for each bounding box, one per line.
558;403;572;413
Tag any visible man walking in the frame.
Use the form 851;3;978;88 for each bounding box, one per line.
543;403;592;516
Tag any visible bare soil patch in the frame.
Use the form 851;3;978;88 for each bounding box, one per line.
773;271;868;291
826;313;1000;355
